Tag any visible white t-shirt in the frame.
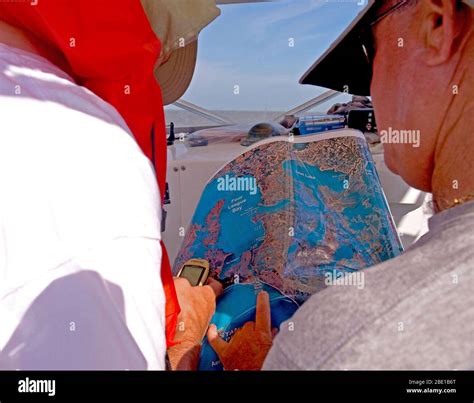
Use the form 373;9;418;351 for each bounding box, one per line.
0;44;166;369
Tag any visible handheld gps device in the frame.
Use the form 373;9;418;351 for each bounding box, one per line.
177;258;210;286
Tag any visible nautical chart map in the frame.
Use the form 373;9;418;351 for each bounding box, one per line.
173;130;403;370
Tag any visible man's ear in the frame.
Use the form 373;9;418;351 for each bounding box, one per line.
420;0;460;65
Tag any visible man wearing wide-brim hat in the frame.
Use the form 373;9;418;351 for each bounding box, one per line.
207;0;474;370
0;0;222;370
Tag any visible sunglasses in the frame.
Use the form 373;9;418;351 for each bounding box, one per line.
359;0;409;67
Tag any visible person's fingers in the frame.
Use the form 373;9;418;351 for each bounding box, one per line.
206;277;224;298
231;321;252;339
255;291;271;334
229;326;244;343
242;321;255;332
207;324;228;356
173;276;192;289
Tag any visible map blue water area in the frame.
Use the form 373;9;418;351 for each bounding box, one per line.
198;283;299;371
334;244;355;260
189;174;266;265
217;196;264;255
190;173;294;279
284;147;401;269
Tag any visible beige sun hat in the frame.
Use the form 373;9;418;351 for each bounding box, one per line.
141;0;221;105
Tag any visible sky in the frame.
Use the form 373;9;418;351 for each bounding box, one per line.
169;0;365;112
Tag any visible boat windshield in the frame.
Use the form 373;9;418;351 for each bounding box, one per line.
164;0;363;131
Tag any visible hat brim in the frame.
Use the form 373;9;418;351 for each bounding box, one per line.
299;1;376;96
155;40;198;105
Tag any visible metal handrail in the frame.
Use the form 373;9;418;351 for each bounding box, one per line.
273;89;339;121
172;99;234;126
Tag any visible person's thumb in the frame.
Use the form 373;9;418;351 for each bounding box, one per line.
207;324;228;356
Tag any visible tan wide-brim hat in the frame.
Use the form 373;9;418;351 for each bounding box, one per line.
141;0;221;105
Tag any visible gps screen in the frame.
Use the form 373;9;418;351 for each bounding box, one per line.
180;265;205;285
